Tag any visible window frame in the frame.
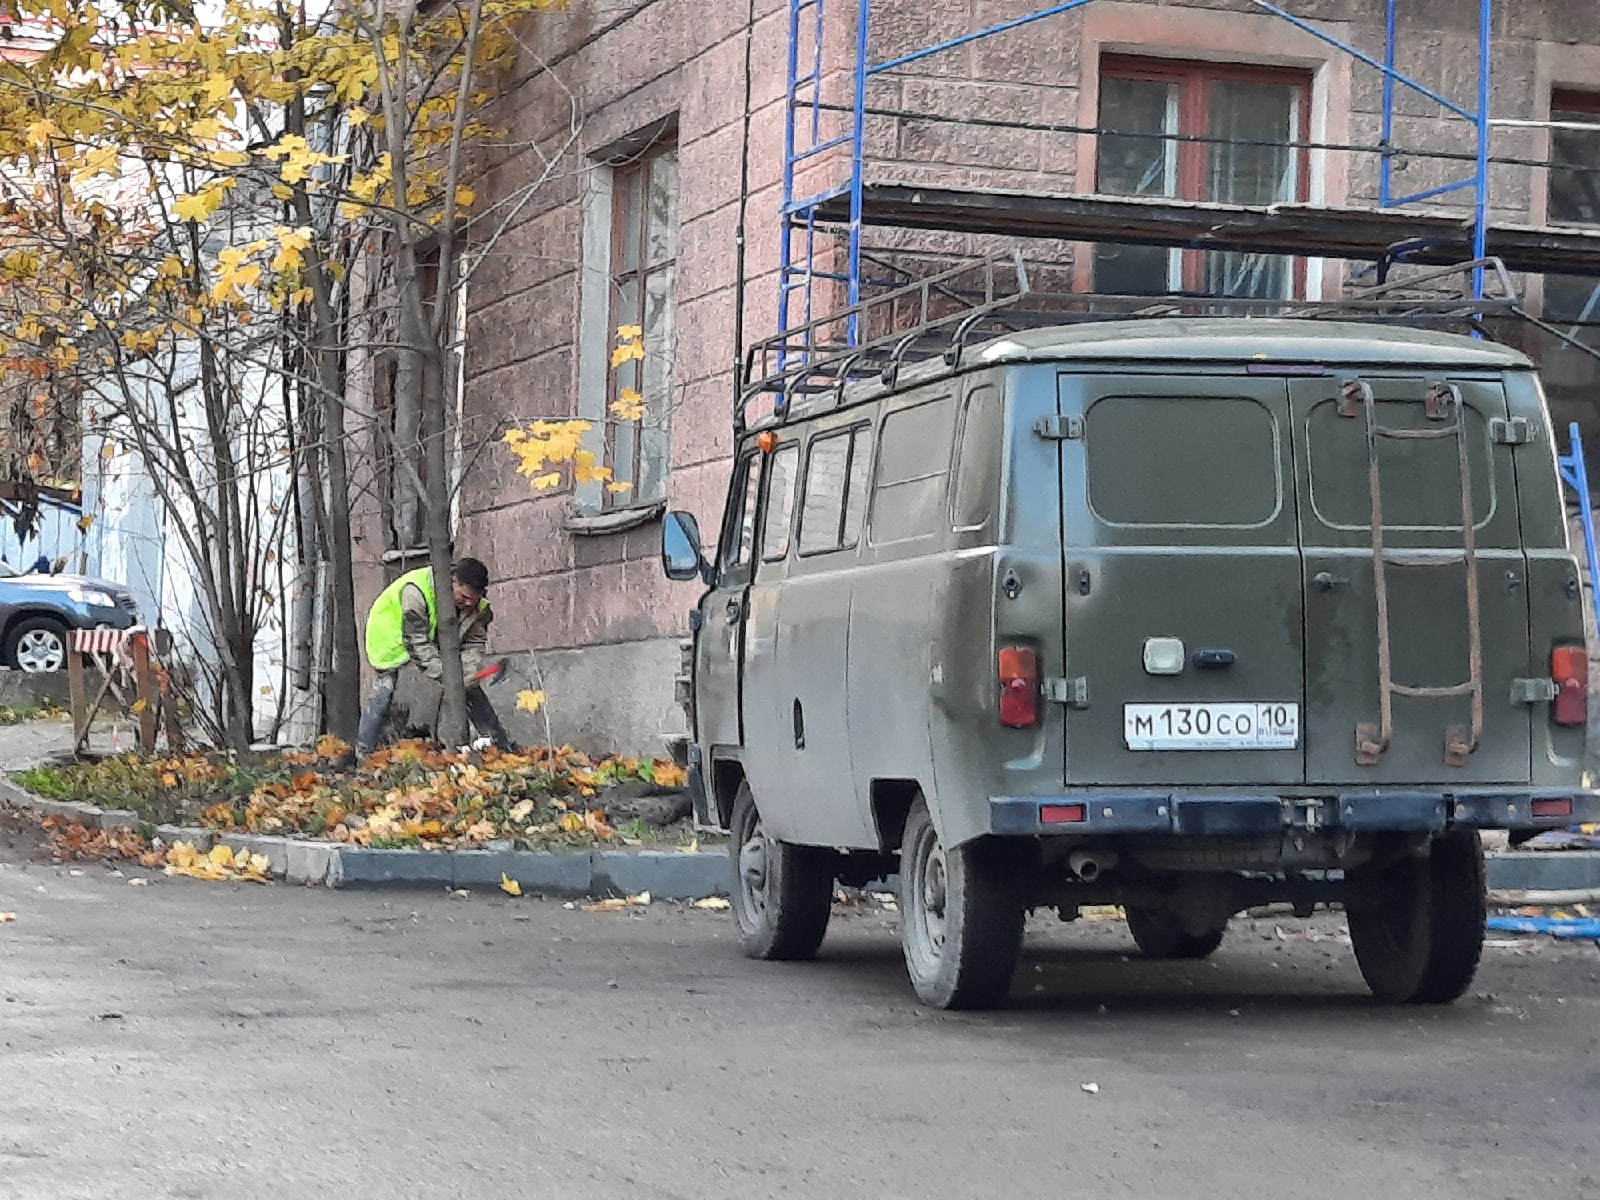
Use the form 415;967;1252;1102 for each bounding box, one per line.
1095;54;1314;296
717;450;763;585
868;393;958;547
759;443;801;565
798;423;873;559
602;141;679;510
1549;89;1600;230
949;383;1002;533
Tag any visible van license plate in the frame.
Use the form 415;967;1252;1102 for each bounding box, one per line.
1123;703;1299;751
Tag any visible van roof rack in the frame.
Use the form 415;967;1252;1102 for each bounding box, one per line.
736;252;1597;432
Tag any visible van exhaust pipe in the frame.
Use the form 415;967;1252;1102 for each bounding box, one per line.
1069;848;1118;883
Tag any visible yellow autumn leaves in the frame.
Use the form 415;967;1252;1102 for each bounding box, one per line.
164;841;273;883
500;327;650;497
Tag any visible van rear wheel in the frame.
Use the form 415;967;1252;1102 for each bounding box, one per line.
1124;906;1226;960
1347;829;1485;1005
728;782;834;961
898;799;1024;1010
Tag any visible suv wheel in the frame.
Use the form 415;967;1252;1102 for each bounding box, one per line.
1125;906;1226;960
728;781;834;961
6;617;69;674
1347;829;1485;1005
898;799;1025;1010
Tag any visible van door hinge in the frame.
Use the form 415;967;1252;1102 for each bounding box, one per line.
1490;417;1536;446
1511;677;1559;704
1046;677;1089;707
1034;415;1084;441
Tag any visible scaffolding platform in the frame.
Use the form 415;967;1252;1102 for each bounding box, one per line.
812;186;1600;278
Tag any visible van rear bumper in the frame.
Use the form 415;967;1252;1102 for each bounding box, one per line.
988;789;1600;837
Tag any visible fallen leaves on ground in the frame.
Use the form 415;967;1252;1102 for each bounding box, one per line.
0;912;14;923
19;737;694;854
39;816;160;866
164;842;271;883
499;873;522;897
691;896;730;910
581;891;651;911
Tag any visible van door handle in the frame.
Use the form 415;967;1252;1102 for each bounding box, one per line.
725;598;743;624
1313;572;1348;593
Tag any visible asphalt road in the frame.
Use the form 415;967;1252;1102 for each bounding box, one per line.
1;833;1597;1200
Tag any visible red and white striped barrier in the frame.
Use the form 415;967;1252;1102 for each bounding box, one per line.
71;628;145;660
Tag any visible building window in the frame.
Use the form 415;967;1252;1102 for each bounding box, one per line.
1093;56;1312;299
1545;92;1600;332
604;143;678;508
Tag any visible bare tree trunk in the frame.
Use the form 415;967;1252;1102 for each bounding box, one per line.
314;325;362;743
402;286;468;748
283;79;362;745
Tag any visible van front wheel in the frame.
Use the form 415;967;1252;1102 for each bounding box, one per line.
1347;829;1485;1005
728;782;834;961
898;800;1024;1010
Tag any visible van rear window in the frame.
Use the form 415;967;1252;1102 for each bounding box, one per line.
1085;395;1282;528
1305;397;1495;531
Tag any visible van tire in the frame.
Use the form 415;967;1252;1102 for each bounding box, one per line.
728;782;834;961
1347;829;1485;1005
898;799;1024;1010
1124;907;1225;960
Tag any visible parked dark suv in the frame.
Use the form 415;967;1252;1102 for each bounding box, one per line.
0;562;138;673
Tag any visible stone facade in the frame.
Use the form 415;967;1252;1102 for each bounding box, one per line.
349;0;1600;755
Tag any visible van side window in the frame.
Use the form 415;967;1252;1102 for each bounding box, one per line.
760;444;800;562
870;394;957;545
720;452;762;575
800;425;872;555
951;384;1000;530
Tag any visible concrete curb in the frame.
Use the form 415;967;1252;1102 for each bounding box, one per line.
227;840;730;896
0;776;730;896
1484;851;1600;896
2;778;1595;902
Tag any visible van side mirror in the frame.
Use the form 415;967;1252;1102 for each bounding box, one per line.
662;510;708;582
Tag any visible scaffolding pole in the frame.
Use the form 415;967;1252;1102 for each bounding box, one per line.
776;0;1509;356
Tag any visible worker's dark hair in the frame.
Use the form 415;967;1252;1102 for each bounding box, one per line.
452;557;490;594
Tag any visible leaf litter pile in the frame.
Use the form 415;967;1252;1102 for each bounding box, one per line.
10;737;694;881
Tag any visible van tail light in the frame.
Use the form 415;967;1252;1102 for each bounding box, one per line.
1551;645;1588;728
998;646;1039;728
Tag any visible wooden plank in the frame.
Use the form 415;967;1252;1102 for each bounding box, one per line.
67;649;88;752
131;634;158;755
817;185;1600;276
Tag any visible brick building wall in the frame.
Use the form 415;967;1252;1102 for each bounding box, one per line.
349;0;1600;755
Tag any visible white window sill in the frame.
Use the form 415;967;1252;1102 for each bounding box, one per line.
565;500;666;537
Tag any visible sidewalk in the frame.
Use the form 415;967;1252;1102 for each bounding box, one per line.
0;716;75;772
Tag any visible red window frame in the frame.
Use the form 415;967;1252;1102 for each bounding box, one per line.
1096;55;1314;295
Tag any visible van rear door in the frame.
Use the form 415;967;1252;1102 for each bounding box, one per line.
1058;374;1306;787
1291;375;1532;785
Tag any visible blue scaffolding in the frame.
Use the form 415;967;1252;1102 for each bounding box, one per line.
772;0;1600;627
779;0;1502;348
